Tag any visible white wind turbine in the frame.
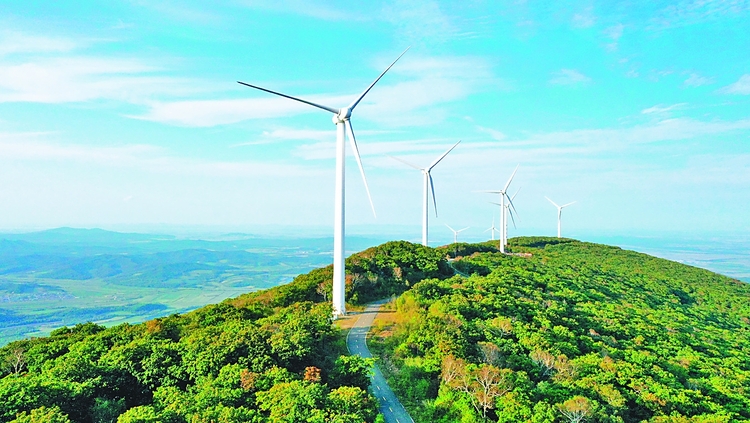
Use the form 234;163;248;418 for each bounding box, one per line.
445;224;470;244
484;216;500;241
491;186;521;248
238;48;408;317
389;141;461;246
545;197;576;238
479;165;519;254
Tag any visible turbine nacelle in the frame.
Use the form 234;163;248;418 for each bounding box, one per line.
334;108;352;123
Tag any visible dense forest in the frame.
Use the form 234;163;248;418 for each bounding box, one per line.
0;241;446;423
1;238;749;422
369;238;750;422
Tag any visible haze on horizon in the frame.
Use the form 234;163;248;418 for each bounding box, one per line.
1;1;749;242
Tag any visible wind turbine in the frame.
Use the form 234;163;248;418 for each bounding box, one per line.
491;186;521;249
389;141;461;246
445;224;470;244
484;216;500;241
238;48;409;317
479;165;519;253
545;197;576;238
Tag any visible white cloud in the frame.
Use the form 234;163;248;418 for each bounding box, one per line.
0;31;78;56
382;0;457;43
603;23;625;50
289;117;750;168
719;74;750;95
293;137;460;161
684;73;714;87
651;0;750;28
517;118;750;148
0;56;201;103
231;127;390;147
260;128;335;141
139;94;349;127
0;133;320;178
142;54;494;127
549;69;592;86
604;23;624;40
240;0;357;20
641;103;687;114
572;7;596;28
0;136;161;164
476;126;507;141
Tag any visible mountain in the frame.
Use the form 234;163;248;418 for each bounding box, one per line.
0;238;748;422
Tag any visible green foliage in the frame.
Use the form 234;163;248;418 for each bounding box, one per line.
7;237;748;423
329;355;374;390
327;386;378;422
346;241;452;298
227;241;451;311
436;241;499;259
371;238;750;422
0;242;411;423
9;406;71;423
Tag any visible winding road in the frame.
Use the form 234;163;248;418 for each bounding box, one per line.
346;300;415;423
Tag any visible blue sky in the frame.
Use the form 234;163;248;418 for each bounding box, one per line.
1;1;749;243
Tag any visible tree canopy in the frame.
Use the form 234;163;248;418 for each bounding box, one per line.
2;238;748;422
369;237;750;422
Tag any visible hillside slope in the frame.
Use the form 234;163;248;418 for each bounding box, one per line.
1;238;748;422
370;237;750;422
0;241;445;423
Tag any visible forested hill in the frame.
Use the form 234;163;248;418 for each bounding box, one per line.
370;238;750;422
1;238;749;422
0;241;449;423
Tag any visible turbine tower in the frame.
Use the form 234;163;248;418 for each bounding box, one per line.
479;165;519;253
484;216;499;241
491;186;520;248
445;224;469;244
545;197;576;238
389;141;460;246
238;48;408;317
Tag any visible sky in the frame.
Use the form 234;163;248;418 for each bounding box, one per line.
1;0;749;244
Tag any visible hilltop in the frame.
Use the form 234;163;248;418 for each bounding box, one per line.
369;238;750;422
1;238;749;422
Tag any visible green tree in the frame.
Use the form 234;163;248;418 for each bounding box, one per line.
255;380;327;423
9;406;71;423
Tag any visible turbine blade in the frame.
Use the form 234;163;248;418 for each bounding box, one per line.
237;81;339;114
445;224;455;232
502;164;519;192
458;227;470;233
511;186;521;201
429;173;438;217
427;140;461;170
347;47;410;111
508;208;517;229
475;190;503;194
387;154;422;170
561;201;577;208
489;201;502;206
506;193;518;218
545;196;560;208
345;120;376;217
